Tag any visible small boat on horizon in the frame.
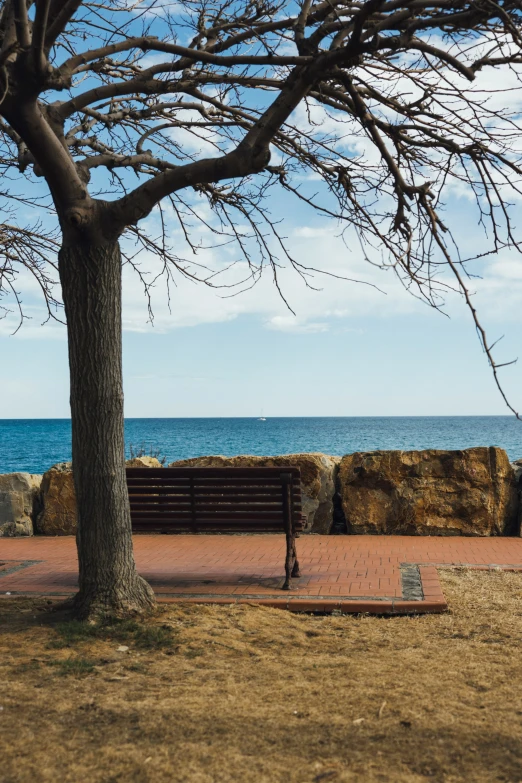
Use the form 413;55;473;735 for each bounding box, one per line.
258;417;266;421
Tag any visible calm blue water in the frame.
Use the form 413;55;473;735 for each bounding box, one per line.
1;417;522;474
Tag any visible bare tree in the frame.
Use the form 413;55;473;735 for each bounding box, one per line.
1;0;521;618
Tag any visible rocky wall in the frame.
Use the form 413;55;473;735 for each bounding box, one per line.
2;448;521;536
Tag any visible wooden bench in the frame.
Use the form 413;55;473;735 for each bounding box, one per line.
126;467;305;590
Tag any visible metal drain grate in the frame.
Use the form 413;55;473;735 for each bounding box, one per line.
400;564;424;601
0;560;40;578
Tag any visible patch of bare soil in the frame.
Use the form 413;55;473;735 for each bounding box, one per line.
1;569;522;783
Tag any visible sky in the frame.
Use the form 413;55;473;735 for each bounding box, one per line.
2;184;522;419
1;8;522;419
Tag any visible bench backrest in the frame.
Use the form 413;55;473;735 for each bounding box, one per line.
126;466;302;533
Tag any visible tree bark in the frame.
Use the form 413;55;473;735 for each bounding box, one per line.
59;239;156;620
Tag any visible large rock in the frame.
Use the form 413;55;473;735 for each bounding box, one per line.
126;456;162;468
168;453;340;533
0;473;41;537
36;462;76;536
338;447;519;536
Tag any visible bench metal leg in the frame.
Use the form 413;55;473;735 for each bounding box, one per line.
281;475;301;590
283;535;300;588
291;538;300;577
283;532;294;590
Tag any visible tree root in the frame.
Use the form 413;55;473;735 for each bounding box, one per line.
71;575;157;621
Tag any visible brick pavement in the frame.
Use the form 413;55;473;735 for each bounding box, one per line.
2;535;522;614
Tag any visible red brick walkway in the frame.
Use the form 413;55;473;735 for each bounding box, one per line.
2;535;522;614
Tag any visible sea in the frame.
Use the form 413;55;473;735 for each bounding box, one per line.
1;417;522;475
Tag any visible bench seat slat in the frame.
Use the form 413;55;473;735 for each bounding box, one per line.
127;480;295;495
132;529;287;532
131;503;300;516
127;467;300;478
129;494;301;504
130;511;289;521
128;486;301;497
128;495;302;503
127;478;292;490
127;473;299;480
131;523;288;529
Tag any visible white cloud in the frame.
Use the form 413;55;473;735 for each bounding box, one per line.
470;253;522;322
5;219;522;343
118;229;426;334
266;315;330;333
293;226;332;238
128;0;184;19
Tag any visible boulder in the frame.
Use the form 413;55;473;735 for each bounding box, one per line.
168;453;341;533
126;456;162;468
0;473;42;537
36;463;76;535
338;447;519;536
512;459;522;486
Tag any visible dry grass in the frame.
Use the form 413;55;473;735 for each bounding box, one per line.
1;569;522;783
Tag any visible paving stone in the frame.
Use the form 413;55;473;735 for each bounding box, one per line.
1;534;522;614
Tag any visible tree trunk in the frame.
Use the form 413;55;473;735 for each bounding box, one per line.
59;239;156;620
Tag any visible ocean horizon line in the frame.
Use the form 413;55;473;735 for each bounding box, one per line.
0;414;520;422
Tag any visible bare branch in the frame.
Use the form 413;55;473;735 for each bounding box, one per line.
13;0;30;49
